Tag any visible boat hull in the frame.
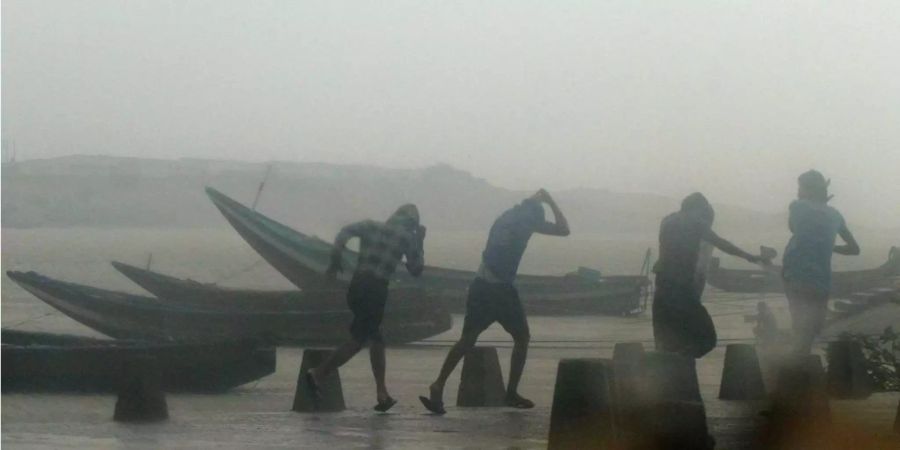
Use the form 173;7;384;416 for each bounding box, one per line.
705;248;900;297
205;187;651;316
1;329;276;393
6;271;452;346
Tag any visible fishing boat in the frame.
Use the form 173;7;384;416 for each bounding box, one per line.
111;260;434;312
706;247;900;297
6;271;452;346
205;187;652;316
112;260;647;316
2;329;275;393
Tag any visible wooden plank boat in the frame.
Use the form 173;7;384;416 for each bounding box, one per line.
1;329;275;393
205;187;652;316
706;247;900;297
5;271;452;346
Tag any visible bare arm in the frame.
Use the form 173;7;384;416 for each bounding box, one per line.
405;225;426;277
702;229;763;264
532;189;571;236
833;224;860;255
326;221;370;278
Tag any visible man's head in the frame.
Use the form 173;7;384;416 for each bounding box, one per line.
518;197;546;228
681;192;715;226
387;204;420;231
797;170;830;203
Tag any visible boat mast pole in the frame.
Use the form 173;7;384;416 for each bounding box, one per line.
251;164;273;211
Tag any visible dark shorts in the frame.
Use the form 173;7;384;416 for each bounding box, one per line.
347;272;389;344
652;276;716;359
461;278;530;339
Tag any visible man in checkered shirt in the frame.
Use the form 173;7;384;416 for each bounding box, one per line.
306;204;425;412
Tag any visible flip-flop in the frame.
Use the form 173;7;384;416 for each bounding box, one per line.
418;396;446;415
505;395;535;409
304;370;322;403
374;396;397;413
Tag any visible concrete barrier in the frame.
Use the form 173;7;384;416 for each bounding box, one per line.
547;359;616;450
718;344;767;400
826;340;873;399
762;355;831;447
611;342;645;442
292;349;345;413
641;351;702;402
637;351;710;449
457;346;506;407
114;356;168;422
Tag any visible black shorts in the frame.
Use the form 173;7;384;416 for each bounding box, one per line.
347;273;389;344
461;278;530;339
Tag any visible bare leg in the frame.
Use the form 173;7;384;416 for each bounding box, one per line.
429;330;480;403
311;340;363;383
506;333;530;396
369;339;390;403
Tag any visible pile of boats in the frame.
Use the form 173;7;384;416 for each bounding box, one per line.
4;187;655;392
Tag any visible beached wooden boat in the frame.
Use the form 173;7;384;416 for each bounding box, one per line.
1;329;275;393
205;187;652;315
112;260;647;316
111;260;434;312
6;271;452;346
706;247;900;297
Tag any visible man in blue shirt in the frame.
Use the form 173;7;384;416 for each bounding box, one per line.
420;189;569;414
782;170;859;356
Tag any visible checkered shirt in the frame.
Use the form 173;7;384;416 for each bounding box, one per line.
336;220;424;280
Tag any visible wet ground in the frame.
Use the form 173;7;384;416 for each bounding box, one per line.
4;306;899;449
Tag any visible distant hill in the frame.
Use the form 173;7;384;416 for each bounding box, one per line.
2;155;786;235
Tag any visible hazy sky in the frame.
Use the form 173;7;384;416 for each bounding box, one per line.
3;1;899;224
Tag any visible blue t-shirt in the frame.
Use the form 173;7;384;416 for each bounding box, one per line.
480;199;545;283
782;199;845;293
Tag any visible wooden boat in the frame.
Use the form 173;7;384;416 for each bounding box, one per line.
5;271;452;346
112;260;646;316
1;329;275;393
205;187;652;316
111;260;434;312
706;246;900;297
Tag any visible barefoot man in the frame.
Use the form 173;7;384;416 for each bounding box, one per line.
420;189;569;414
306;204;425;412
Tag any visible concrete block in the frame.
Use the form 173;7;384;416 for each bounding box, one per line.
826;340;873;399
636;351;710;449
641;351;702;403
292;349;345;413
114;357;168;422
457;346;506;407
718;344;767;400
547;359;616;450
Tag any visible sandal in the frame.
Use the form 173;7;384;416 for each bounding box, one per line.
418;396;446;415
374;396;398;413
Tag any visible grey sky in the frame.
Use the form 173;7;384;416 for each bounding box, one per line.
3;1;899;225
